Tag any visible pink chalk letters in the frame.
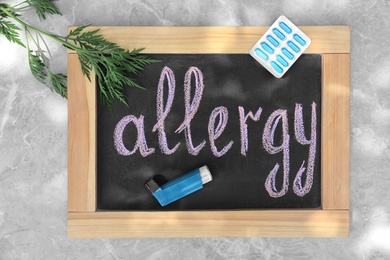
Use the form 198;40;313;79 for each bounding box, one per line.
262;109;290;198
152;66;180;155
175;67;206;155
113;66;317;198
208;106;233;157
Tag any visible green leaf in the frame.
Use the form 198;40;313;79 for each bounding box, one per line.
26;0;62;20
49;72;67;98
2;2;159;109
0;19;26;48
65;26;160;109
28;50;47;84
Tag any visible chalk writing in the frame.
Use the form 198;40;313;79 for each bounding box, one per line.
175;67;206;155
113;66;318;198
208;106;234;157
293;102;317;197
239;106;262;156
263;110;290;198
114;115;155;157
152;66;180;155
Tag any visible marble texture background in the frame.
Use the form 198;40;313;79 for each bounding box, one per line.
0;0;389;259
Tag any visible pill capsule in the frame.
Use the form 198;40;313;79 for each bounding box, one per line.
266;35;280;47
261;42;274;54
276;55;289;67
255;48;268;61
287;41;300;53
282;47;294;60
293;34;306;46
279;22;292;34
271;61;283;74
272;28;285;40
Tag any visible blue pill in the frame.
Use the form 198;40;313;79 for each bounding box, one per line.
272;28;285;40
276;55;289;67
266;35;279;47
282;47;294;60
288;41;300;53
271;61;283;74
279;22;292;34
255;48;268;61
293;34;306;46
261;42;274;54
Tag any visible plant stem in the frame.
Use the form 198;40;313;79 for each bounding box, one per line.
0;6;76;51
25;26;45;62
10;1;28;9
1;6;111;56
24;25;31;52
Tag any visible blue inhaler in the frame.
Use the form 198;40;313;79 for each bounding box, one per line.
145;166;212;206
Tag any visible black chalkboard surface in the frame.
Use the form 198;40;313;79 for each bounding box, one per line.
97;54;322;210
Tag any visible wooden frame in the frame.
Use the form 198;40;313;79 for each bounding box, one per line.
68;26;350;238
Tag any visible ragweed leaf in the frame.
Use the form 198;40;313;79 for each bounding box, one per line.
26;0;62;20
65;26;160;110
49;72;67;98
28;50;47;84
0;18;25;47
1;1;159;111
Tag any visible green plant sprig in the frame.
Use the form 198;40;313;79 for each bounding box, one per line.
0;0;159;109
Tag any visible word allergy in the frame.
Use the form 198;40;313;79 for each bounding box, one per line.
113;66;317;198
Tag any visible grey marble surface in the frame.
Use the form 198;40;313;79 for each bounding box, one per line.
0;0;389;259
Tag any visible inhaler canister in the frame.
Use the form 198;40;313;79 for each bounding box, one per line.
145;166;212;206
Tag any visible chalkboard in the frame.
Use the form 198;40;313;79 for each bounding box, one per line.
68;26;350;238
96;54;322;210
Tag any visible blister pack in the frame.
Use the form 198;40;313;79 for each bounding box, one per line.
250;16;311;78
